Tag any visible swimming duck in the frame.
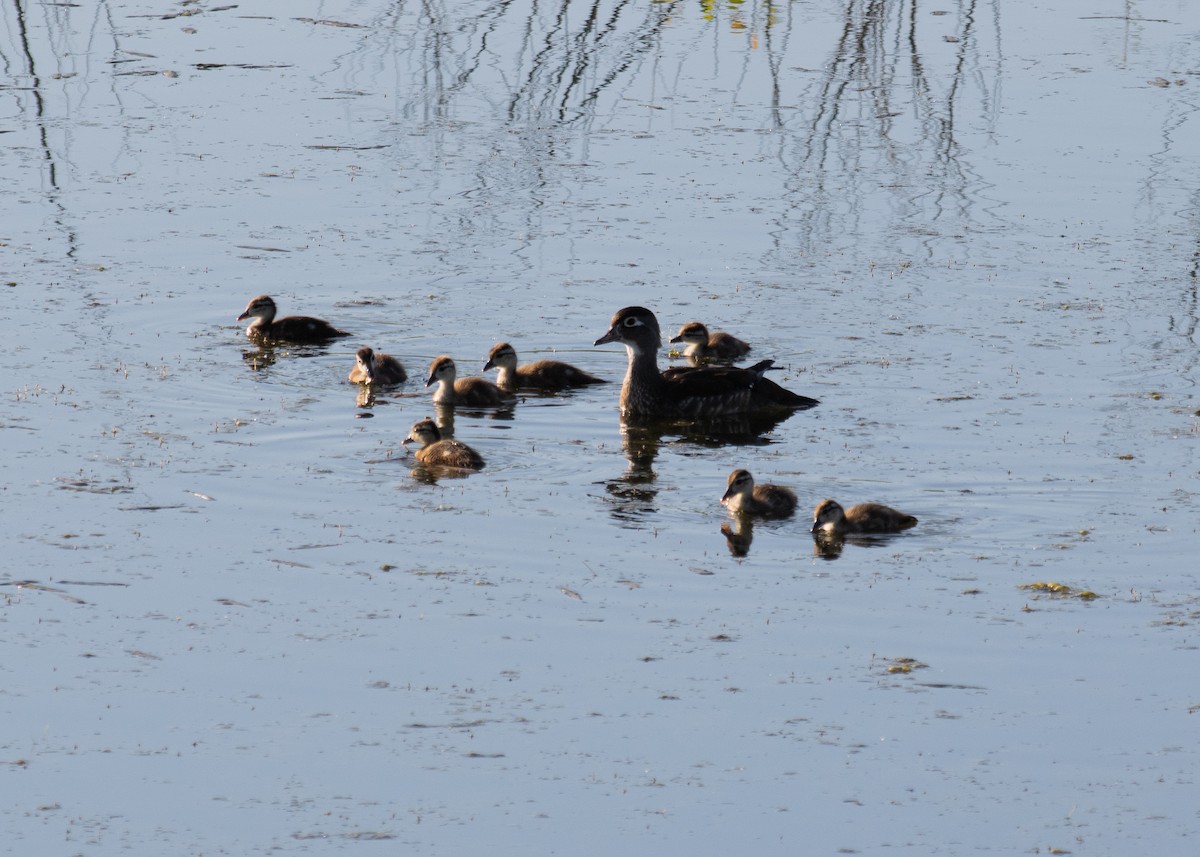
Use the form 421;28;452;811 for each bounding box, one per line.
811;499;917;536
402;418;485;470
483;342;606;392
720;469;798;518
237;295;350;343
593;306;818;420
670;321;751;362
348;346;407;385
425;355;515;407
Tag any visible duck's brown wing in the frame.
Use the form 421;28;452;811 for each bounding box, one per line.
710;331;752;360
846;503;917;533
752;376;819;410
662;364;818;415
374;356;408;384
523;360;607;389
456;377;516;406
420;440;485;470
271;315;351;342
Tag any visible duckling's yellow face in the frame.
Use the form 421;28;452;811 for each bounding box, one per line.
425;356;456;387
403;419;440;447
670;322;709;345
811;499;845;533
483;343;517;372
721;469;755;504
237;295;276;322
355;347;376;382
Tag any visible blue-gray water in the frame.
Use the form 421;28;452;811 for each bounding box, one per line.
3;1;1198;854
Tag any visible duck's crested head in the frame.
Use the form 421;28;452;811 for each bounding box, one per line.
811;498;846;533
237;295;277;322
594;306;662;353
721;468;755;503
425;355;457;387
403;417;442;446
483;342;517;372
669;321;709;345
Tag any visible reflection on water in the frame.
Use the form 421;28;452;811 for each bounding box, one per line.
601;412;791;525
6;2;1200;855
239;343;340;375
355;385;378;409
318;0;1007;264
430;401;515;439
721;516;754;557
601;422;661;526
811;530;913;560
8;0;1200;285
768;0;1004;261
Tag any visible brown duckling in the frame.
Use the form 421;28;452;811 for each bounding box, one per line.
402;418;485;470
594;306;818;420
483;342;606;392
425;355;515;407
670;321;751;362
237;295;350;343
348;346;407;385
720;469;798;519
811;499;917;536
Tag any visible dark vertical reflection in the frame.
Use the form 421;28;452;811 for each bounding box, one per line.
323;1;1007;270
2;0;90;258
1164;188;1200;377
1135;20;1200;372
10;0;56;188
769;0;1001;262
321;0;677;275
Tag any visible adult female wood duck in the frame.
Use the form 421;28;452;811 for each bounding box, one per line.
669;321;751;362
483;342;606;392
593;306;818;420
811;499;917;536
348;346;407;385
720;469;798;519
403;418;485;470
237;295;350;343
425;355;515;407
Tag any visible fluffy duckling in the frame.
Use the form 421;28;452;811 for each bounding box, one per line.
670;321;751;362
720;469;798;519
594;306;818;420
483;342;606;392
425;355;515;407
237;295;350;343
811;499;917;536
348;346;407;385
402;418;485;470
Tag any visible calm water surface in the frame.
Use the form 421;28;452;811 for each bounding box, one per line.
3;1;1199;854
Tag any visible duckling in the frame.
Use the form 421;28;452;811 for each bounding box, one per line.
237;295;350;343
670;321;751;362
594;306;818;420
348;346;407;385
720;469;798;519
483;342;606;392
402;418;485;470
425;355;515;407
811;499;917;536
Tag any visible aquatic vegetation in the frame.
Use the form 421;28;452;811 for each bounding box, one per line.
1019;582;1099;600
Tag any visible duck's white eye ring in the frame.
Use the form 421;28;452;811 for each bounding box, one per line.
623;317;640;327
